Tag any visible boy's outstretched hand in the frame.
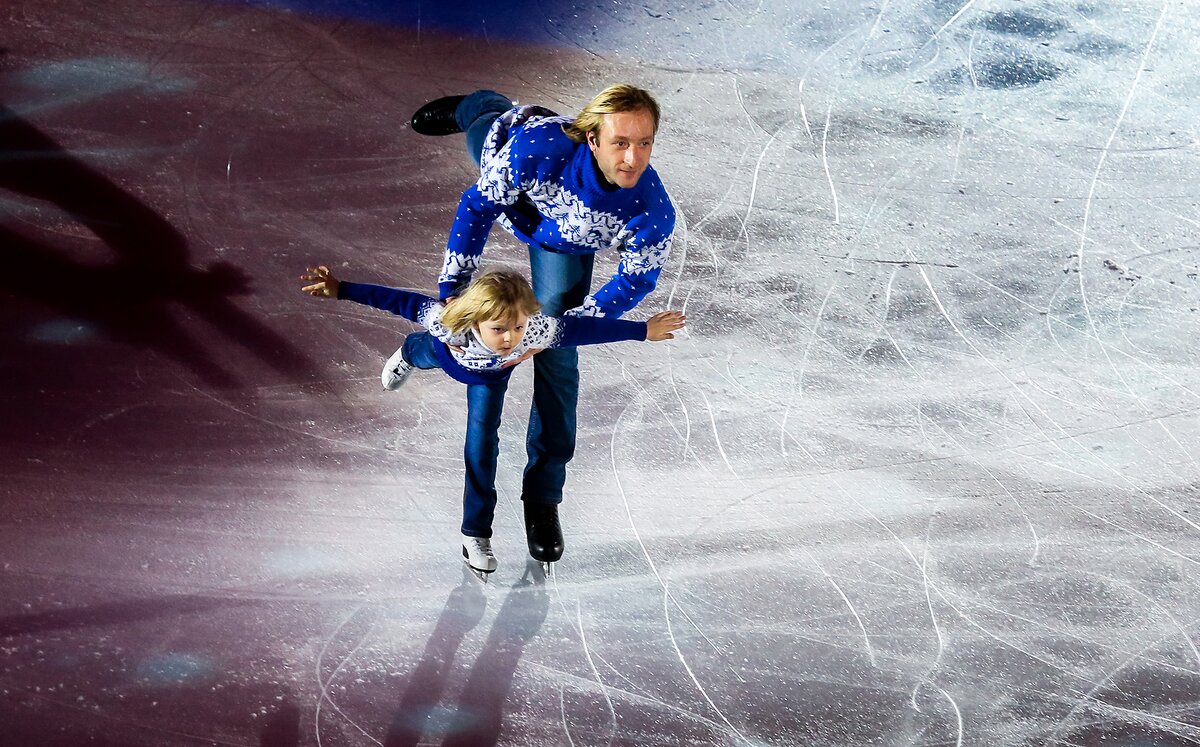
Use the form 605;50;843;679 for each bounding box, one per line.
646;310;686;341
301;266;339;298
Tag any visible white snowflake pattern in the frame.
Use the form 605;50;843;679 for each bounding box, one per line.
618;233;673;276
477;148;521;204
519;315;564;349
528;181;625;251
439;252;479;285
564;297;603;318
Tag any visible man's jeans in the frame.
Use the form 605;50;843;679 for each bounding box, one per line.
452;90;596;511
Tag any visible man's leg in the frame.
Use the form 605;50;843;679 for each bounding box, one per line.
454;90;513;167
462;378;509;540
523;245;595;505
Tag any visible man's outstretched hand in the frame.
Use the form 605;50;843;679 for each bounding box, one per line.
646;310;686;341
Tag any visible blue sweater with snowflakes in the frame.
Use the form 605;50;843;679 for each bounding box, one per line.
338;281;649;385
439;105;676;319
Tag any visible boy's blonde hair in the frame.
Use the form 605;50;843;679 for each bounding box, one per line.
562;83;661;145
440;270;541;335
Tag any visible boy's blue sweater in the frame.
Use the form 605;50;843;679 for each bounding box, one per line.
338;281;649;385
438;106;676;319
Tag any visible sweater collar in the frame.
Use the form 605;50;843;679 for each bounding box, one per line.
573;142;621;201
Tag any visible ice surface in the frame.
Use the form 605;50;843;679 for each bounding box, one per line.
2;0;1199;744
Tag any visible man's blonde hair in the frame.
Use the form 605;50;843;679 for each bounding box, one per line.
563;84;661;144
440;270;541;335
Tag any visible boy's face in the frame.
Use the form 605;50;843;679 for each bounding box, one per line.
475;313;529;355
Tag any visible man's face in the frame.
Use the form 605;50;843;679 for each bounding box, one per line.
587;108;656;189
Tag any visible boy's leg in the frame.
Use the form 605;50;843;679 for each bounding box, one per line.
521;245;595;505
454;90;514;167
384;331;442;390
462;378;509;539
401;331;443;370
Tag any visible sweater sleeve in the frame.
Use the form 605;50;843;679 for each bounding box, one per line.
438;139;526;300
576;195;676;319
337;281;442;329
539;315;648;349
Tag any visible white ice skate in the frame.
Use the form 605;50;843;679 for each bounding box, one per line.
461;534;498;580
381;346;414;391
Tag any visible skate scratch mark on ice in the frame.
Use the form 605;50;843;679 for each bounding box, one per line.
943;584;1200;674
966;29;980;90
821;105;840;224
856;0;893;64
314;604;383;747
698;388;739;478
740;128;780;256
1113;282;1200;471
960;265;1200;403
666;350;709;475
939;686;964;747
664;207;692;312
606;351;712;474
948;124;966;188
662;583;754;744
65;404;148;446
787;279;838;457
803;550;877;667
856;166;907;237
1078;0;1169;272
798;80;812;141
875;267;916;369
183;380;404;456
1074;0;1168;353
931;589;1089;683
911;255;1200;543
920;537;945;674
1105;573;1200;669
1047;630;1200;745
530;658;744;733
922;0;977;46
608;419;751;742
558;685;578;747
920;414;1041;565
572;601;618;747
1071;2;1194;474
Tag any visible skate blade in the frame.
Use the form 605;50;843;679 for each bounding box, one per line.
464;562;493;583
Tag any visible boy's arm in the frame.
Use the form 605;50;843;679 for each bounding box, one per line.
537;315;649;349
337;281;443;328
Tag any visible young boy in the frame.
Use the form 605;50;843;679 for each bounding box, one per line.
301;265;684;577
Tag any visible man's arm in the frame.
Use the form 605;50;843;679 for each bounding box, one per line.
438;141;525;299
574;203;675;318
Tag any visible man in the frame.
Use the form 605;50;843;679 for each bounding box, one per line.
404;84;675;567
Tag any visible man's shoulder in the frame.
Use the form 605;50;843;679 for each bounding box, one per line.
508;114;577;154
636;167;676;219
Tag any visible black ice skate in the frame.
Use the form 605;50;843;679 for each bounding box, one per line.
410;95;466;136
523;501;563;574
